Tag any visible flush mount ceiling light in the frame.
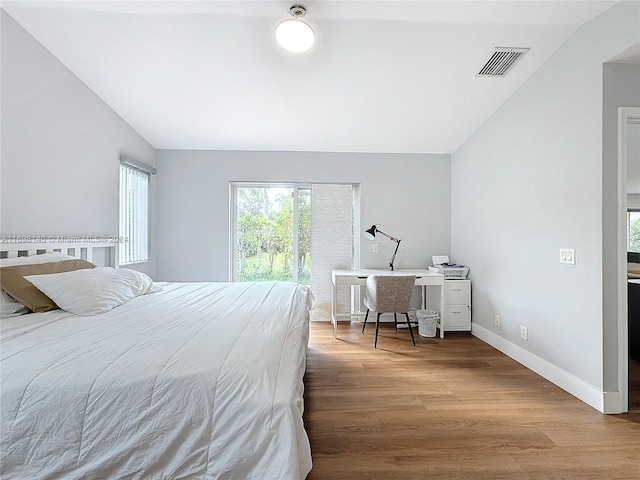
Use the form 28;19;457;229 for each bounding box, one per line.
275;5;315;53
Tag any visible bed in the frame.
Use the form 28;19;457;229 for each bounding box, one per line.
0;241;314;479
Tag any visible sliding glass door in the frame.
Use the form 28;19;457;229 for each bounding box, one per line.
231;184;310;283
231;182;359;320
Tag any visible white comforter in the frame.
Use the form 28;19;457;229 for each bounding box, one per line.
1;281;314;480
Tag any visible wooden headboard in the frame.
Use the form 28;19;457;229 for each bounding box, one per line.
0;239;117;267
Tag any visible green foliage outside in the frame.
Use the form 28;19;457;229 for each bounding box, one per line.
237;187;311;283
630;216;640;252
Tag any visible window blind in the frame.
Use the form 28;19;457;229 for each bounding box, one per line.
119;164;150;264
310;184;354;321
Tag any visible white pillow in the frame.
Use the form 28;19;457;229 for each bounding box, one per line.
0;252;75;267
1;252;77;315
24;267;154;316
1;291;29;317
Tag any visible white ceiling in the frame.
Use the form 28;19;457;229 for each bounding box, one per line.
2;0;622;153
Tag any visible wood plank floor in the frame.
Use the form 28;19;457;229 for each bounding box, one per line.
303;322;640;480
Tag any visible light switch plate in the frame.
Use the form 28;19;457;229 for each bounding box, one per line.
560;248;575;264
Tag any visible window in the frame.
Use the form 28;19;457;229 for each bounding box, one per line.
628;210;640;252
119;162;152;264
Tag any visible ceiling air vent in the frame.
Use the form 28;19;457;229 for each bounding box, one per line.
475;47;529;77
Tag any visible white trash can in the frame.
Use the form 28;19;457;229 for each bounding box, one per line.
416;310;439;337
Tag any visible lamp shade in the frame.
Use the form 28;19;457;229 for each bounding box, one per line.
363;225;377;241
275;18;315;53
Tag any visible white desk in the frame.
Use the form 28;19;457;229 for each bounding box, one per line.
331;268;445;338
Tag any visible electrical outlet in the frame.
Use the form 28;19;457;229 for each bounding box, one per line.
520;325;528;341
372;243;379;253
495;315;501;327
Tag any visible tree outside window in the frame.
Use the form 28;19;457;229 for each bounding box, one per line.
628;211;640;253
236;186;310;283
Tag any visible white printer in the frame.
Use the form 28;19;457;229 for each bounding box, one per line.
428;255;469;278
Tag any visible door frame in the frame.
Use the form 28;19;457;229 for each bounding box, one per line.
616;107;640;413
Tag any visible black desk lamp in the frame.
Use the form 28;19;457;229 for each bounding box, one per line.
363;224;401;271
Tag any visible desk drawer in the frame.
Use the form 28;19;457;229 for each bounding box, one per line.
334;275;368;286
444;280;470;304
442;305;471;330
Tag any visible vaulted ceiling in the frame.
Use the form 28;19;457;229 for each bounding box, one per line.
2;1;621;153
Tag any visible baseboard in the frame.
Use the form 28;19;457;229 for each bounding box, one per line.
471;324;606;413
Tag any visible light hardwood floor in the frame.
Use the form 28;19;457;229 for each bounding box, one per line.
303;322;640;480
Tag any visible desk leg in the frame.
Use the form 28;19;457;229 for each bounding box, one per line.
331;282;337;338
439;283;445;338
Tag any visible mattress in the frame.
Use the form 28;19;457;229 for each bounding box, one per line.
1;281;314;479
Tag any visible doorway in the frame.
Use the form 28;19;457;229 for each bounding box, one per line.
617;107;640;413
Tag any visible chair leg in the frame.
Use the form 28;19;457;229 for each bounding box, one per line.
394;313;398;331
405;313;416;346
375;313;382;348
362;309;370;333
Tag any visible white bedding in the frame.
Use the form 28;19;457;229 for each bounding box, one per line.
1;281;314;479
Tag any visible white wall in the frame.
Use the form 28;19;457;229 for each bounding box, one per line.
451;0;639;409
626;123;640;195
0;12;157;277
155;150;450;284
